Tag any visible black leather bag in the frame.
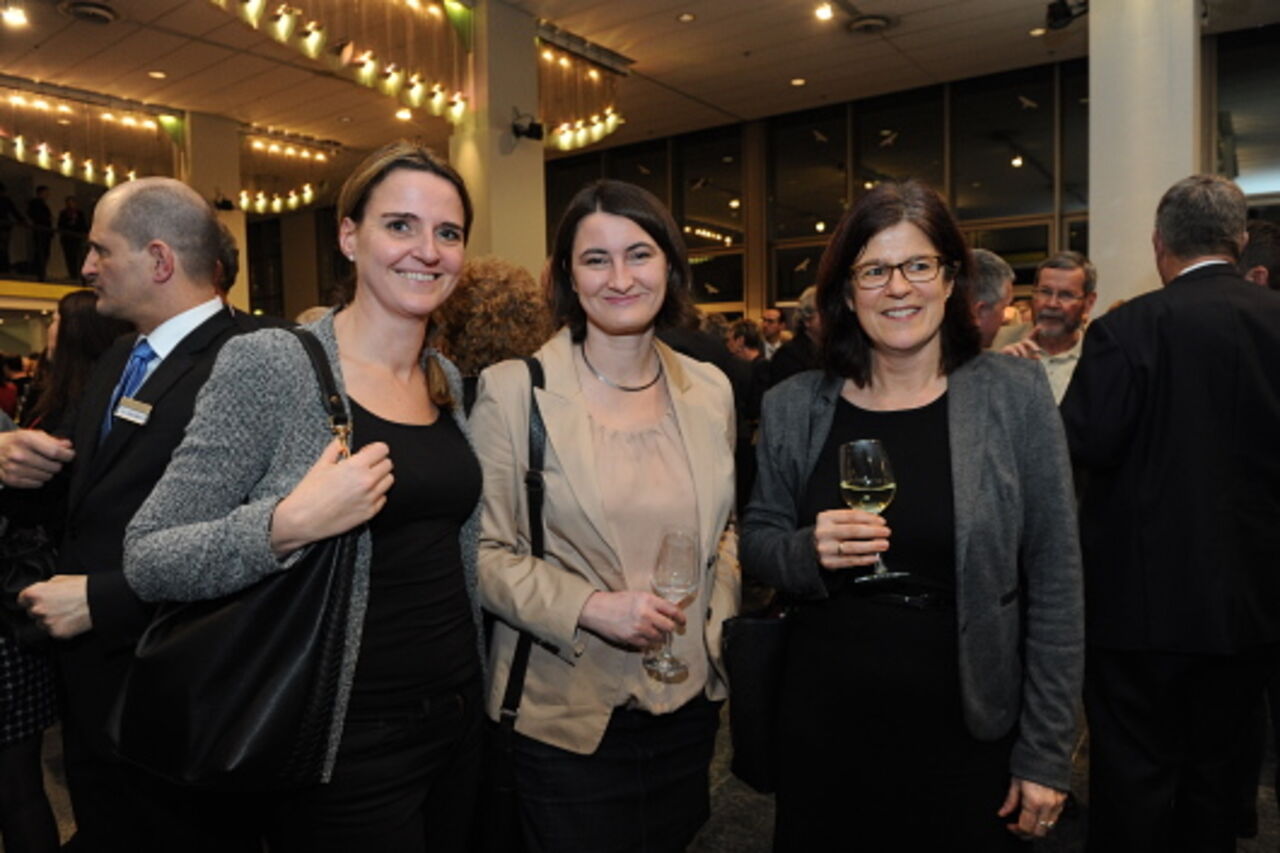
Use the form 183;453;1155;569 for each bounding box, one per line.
0;521;56;648
721;604;792;794
108;328;358;790
475;356;544;853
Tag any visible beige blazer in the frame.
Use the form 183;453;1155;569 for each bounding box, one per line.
471;328;740;755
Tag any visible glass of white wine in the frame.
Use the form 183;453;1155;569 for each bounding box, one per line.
839;439;908;583
643;529;700;682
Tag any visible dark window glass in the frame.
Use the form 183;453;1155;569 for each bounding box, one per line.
247;217;284;319
605;141;669;207
774;243;827;302
689;252;743;304
854;86;944;198
769;106;848;240
953;66;1055;219
1065;219;1088;255
1061;59;1088;214
545;154;604;250
965;223;1050;285
1217;24;1280;196
675;126;743;251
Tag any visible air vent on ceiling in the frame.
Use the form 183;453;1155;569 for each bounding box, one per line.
57;1;120;25
847;13;894;35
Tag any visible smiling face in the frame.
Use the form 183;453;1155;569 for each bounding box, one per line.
849;220;953;362
1031;265;1094;341
571;211;668;339
339;167;466;321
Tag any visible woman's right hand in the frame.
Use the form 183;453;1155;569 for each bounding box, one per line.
578;590;686;649
270;438;393;558
813;508;890;571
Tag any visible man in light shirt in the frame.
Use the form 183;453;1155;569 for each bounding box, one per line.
759;305;790;360
0;177;249;852
1001;251;1097;403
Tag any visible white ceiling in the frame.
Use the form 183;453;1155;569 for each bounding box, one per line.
1;0;1278;161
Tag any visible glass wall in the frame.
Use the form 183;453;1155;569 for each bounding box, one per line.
769;106;847;240
1217;24;1280;196
674;126;744;252
853;86;944;198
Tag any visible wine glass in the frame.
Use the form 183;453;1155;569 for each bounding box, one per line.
839;439;907;583
643;529;700;682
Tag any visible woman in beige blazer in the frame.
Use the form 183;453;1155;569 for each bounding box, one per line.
470;179;739;853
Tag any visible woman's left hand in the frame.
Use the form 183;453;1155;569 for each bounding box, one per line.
997;777;1066;839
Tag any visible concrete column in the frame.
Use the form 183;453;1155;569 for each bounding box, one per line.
280;209;320;321
181;112;249;312
449;0;546;278
1089;0;1202;309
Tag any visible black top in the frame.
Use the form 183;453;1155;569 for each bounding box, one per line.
801;392;954;595
347;399;481;714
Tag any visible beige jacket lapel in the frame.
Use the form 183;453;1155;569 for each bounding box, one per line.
661;342;722;568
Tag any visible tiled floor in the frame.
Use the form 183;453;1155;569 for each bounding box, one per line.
5;716;1278;851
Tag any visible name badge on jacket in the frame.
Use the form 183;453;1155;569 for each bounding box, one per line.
114;397;152;427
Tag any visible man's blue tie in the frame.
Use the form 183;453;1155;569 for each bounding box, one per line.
101;338;157;439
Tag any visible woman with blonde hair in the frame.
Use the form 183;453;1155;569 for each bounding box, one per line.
125;140;484;851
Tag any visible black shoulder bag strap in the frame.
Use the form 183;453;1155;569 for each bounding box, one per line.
289;328;351;451
498;357;545;732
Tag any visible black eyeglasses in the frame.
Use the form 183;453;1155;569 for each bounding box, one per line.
1031;287;1085;305
850;255;949;290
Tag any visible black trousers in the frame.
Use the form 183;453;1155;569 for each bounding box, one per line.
268;680;483;853
1085;645;1274;853
513;696;720;853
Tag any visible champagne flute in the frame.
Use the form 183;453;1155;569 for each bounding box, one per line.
643;529;700;682
839;439;908;583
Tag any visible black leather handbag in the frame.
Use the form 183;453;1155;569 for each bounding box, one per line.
721;603;792;794
0;520;56;648
108;328;358;790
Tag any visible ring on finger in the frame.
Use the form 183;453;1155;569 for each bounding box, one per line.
1037;820;1055;828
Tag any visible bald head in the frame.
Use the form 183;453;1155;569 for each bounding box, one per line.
103;177;220;285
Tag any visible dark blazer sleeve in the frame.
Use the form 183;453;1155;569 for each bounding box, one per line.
740;376;830;600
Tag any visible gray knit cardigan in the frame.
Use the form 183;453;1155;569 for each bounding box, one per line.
123;310;483;782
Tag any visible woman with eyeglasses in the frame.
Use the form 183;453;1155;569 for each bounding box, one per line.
741;180;1083;850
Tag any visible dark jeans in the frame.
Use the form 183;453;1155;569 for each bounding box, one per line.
268;679;483;853
513;695;721;853
1086;645;1273;853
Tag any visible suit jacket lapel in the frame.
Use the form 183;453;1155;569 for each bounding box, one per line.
662;343;719;566
947;362;987;581
80;310;235;497
67;337;132;508
536;331;622;584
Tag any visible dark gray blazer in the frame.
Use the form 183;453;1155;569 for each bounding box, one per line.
123;311;483;782
740;352;1083;791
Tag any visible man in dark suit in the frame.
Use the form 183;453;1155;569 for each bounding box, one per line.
0;177;247;851
1060;175;1280;852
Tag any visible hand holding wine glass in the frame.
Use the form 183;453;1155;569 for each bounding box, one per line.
840;439;908;582
643;529;699;682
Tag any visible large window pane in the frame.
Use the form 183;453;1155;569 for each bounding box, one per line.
689;252;743;304
769;106;848;240
675;127;743;251
1217;24;1280;196
854;86;944;198
953;66;1055;219
545;154;603;250
966;223;1050;285
774;243;826;303
605;141;669;207
1061;59;1088;214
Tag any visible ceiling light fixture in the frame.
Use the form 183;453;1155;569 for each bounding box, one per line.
1011;155;1024;168
815;3;833;21
676;12;695;23
791;77;807;87
1046;0;1087;31
395;107;412;120
2;2;28;26
148;70;167;79
1029;27;1047;37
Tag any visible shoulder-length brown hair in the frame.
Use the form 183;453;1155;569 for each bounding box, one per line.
816;180;980;386
548;179;695;342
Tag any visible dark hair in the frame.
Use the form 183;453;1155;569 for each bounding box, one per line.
548;179;695;342
1035;250;1096;295
432;255;554;376
1155;174;1247;261
336;140;472;240
25;290;133;429
1240;220;1280;291
214;220;239;293
729;318;762;351
2;354;21;373
815;180;980;386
